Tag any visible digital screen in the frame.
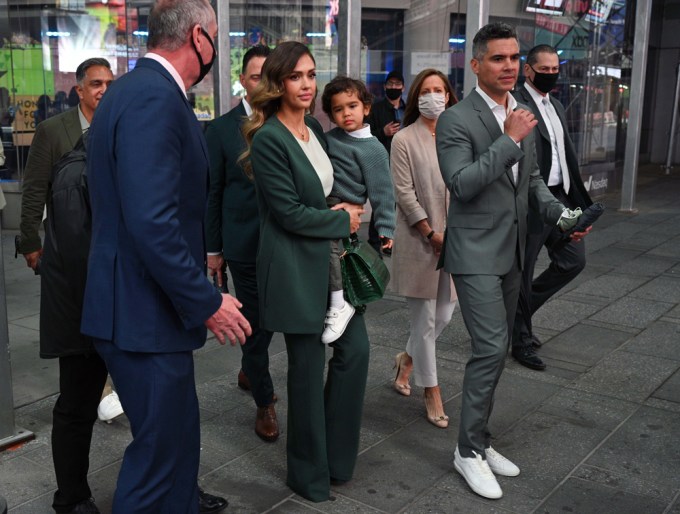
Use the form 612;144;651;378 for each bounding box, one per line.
525;0;567;16
585;0;616;24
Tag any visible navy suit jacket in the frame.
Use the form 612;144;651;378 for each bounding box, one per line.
81;58;221;353
205;101;260;262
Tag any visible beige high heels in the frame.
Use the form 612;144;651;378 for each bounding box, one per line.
392;352;413;396
424;385;449;428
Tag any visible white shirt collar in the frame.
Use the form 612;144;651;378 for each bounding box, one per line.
242;98;252;117
347;124;372;139
77;105;89;132
144;52;187;98
476;86;517;115
525;81;549;106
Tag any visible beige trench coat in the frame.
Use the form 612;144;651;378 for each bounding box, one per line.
389;116;456;300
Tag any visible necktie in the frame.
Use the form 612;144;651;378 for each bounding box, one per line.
543;97;570;194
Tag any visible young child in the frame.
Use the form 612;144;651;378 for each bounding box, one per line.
320;75;396;344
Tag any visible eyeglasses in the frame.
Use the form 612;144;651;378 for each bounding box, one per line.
386;81;403;87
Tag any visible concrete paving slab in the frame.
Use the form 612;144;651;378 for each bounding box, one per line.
538;322;632;368
335;421;454;513
612;253;677;276
647;235;680;258
585;246;644;269
585;406;680;500
589;296;673;329
568;273;648;301
538;476;668;514
629;275;680;303
651;368;680;403
532;297;603;332
617;229;677;251
197;446;292;513
409;485;518;513
538;388;638;432
622;320;680;361
437;410;610;513
572;463;670;502
573;350;679;402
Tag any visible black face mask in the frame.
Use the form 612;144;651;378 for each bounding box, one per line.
385;88;402;101
191;27;216;87
529;66;559;94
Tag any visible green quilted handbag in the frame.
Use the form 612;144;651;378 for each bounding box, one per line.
340;234;390;307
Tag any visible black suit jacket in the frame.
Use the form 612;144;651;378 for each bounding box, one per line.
205;101;260;262
512;86;592;233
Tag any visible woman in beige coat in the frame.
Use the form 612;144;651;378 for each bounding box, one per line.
390;69;458;428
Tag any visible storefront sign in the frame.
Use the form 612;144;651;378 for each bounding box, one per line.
410;52;449;75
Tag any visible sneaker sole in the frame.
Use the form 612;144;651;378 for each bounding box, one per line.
321;309;355;344
454;458;503;499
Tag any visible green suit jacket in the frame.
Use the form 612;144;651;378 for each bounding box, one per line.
19;107;82;253
436;88;564;276
205;101;261;262
251;115;350;334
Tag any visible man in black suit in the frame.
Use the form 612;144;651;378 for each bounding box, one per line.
205;45;279;442
511;45;592;370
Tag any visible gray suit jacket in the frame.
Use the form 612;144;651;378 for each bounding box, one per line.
435;88;564;276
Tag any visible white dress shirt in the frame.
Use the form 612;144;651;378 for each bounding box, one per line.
475;86;519;184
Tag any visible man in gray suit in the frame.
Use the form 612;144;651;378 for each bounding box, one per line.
436;23;583;499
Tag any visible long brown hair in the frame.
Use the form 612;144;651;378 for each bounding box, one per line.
402;69;457;127
240;41;316;176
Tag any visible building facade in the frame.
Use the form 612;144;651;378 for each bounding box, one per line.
0;0;678;228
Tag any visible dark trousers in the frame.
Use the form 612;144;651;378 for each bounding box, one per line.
94;340;200;514
368;212;381;255
227;260;275;407
453;257;521;457
52;353;108;513
512;188;586;348
283;314;370;502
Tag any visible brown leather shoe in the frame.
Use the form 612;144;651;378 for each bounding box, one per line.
237;369;251;390
237;370;278;402
255;404;279;442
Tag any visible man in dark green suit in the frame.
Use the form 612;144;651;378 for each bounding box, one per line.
436;23;582;500
205;45;279;442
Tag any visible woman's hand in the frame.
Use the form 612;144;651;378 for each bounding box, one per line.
332;202;365;234
429;232;444;256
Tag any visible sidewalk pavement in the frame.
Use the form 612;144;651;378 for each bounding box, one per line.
1;164;679;513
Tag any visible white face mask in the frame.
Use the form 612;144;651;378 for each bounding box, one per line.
418;92;447;120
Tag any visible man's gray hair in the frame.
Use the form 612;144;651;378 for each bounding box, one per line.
147;0;214;52
76;58;111;85
472;22;518;61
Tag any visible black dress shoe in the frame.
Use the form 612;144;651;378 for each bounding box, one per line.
198;487;228;514
66;498;100;514
512;346;546;371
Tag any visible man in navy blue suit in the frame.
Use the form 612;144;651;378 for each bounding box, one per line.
81;0;251;512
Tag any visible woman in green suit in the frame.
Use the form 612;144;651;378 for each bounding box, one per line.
242;42;368;502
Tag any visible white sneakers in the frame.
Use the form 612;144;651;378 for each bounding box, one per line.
486;446;520;477
321;302;355;344
454;446;520;499
97;391;124;423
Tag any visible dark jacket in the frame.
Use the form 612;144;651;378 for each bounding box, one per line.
40;136;92;357
512;87;592;233
251;116;350;334
368;96;405;154
205;101;259;262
